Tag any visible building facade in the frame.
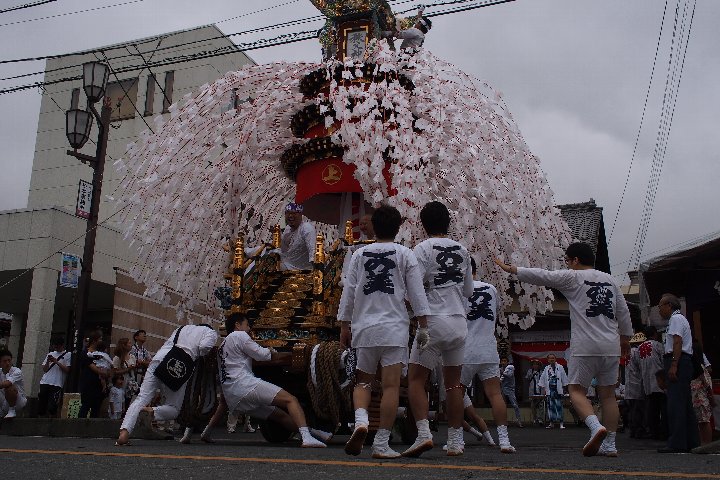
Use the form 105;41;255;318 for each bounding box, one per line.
0;25;254;396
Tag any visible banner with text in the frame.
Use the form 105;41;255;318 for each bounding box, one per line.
76;180;93;219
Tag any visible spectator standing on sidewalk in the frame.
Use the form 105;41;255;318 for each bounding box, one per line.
656;294;699;453
130;330;152;386
539;354;568;429
526;359;545;425
37;336;71;417
79;330;107;418
638;326;667;440
625;333;645;438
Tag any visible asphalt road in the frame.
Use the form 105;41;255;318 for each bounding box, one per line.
1;424;718;480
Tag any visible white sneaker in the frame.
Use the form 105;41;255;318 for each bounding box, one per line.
401;436;434;458
372;444;402;459
227;426;236;434
4;408;16;418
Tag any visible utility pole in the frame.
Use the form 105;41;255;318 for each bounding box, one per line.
64;62;111;391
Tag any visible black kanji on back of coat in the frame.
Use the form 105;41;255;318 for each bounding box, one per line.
363;250;397;295
584;280;615;319
433;245;463;286
468;286;494;322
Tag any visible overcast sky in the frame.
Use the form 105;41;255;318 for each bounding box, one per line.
1;0;718;283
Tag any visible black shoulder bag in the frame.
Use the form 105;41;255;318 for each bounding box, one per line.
154;326;196;391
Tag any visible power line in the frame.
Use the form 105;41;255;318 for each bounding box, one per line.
611;226;720;270
0;0;146;28
627;0;695;271
0;0;57;14
0;0;516;95
607;0;668;245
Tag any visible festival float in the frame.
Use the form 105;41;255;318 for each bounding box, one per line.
115;0;572;441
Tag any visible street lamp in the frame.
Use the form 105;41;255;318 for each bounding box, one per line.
65;61;112;391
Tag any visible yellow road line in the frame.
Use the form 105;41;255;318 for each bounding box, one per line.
0;448;716;479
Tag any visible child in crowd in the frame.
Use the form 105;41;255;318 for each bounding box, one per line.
404;201;474;457
338;204;430;459
108;374;125;420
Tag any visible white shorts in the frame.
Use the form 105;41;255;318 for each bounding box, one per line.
409;314;467;369
356;346;407;374
568;356;620;388
461;363;499;386
463;392;474;408
230;380;282;420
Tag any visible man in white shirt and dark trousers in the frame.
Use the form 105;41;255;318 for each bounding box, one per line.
404;201;474;457
496;242;632;457
0;349;26;418
339;204;431;459
37;336;71;417
116;324;219;446
656;293;700;453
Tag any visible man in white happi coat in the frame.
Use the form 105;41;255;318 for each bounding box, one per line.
116;324;218;446
280;202;316;271
496;241;632;457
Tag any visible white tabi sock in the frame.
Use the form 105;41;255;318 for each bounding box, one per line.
354;408;369;428
496;424;510;445
299;426;326;447
603;431;617;448
309;427;333;442
467;426;482;439
416;419;432;439
482;430;496;445
373;428;391;447
584;415;602;433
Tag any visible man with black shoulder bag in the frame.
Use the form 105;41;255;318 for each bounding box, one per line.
117;324;218;446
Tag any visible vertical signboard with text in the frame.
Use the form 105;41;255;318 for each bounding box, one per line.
76;180;93;219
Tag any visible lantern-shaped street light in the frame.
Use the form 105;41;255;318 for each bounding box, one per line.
65;109;93;150
64;61;112;391
82;61;110;104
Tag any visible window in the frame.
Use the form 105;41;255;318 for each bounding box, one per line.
105;78;139;121
144;74;155;116
161;71;174;113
